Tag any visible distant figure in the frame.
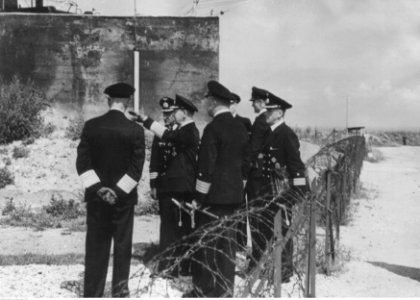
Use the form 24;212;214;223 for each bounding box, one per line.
402;136;407;145
185;80;250;297
76;83;145;297
131;95;200;277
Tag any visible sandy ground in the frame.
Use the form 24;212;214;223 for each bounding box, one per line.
0;216;159;256
0;133;320;298
4;146;420;297
316;146;420;297
7;129;420;297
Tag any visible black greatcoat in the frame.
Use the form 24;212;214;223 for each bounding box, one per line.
196;112;250;205
145;119;200;275
147;121;199;195
234;114;252;248
193;111;250;297
76;109;145;297
242;112;270;250
235;114;252;136
249;121;308;278
248;112;271;179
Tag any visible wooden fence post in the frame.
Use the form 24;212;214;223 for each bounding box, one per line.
325;171;332;275
342;174;348;219
336;176;342;241
305;196;316;297
273;210;283;297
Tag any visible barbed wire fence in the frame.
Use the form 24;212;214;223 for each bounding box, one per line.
120;136;367;297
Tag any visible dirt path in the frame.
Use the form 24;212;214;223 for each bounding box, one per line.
317;146;420;297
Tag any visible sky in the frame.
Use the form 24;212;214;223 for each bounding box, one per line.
39;0;420;129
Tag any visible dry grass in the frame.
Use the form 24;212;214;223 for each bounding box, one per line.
365;148;384;163
0;167;14;188
316;239;352;275
370;130;420;146
0;253;85;266
0;196;86;232
12;145;30;159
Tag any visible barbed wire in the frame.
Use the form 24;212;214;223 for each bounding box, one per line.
62;136;366;297
125;136;367;297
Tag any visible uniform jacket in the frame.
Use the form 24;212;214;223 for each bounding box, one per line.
76;110;145;205
196;111;251;205
149;124;173;190
249;112;271;178
259;122;308;195
146;120;199;195
235;114;252;136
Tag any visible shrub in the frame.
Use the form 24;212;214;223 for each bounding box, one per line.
316;240;352;275
44;194;86;220
2;198;16;216
65;116;85;141
365;148;384;163
39;122;56;137
0;76;51;144
0;194;86;231
0;167;14;188
5;204;34;224
3;157;11;166
22;137;35;146
12;146;29;159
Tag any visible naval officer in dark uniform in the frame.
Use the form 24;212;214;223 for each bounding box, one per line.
248;90;309;283
148;101;176;204
229;92;252;249
186;81;250;297
249;87;271;163
246;87;271;268
131;95;200;277
76;83;145;297
147;97;177;269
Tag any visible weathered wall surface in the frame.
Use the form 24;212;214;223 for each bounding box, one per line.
0;14;219;121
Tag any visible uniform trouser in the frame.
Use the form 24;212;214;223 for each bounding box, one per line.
84;200;134;298
157;193;192;274
236;194;248;250
247;178;294;277
191;205;239;297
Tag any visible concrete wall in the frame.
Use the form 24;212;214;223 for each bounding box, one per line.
0;14;219;121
